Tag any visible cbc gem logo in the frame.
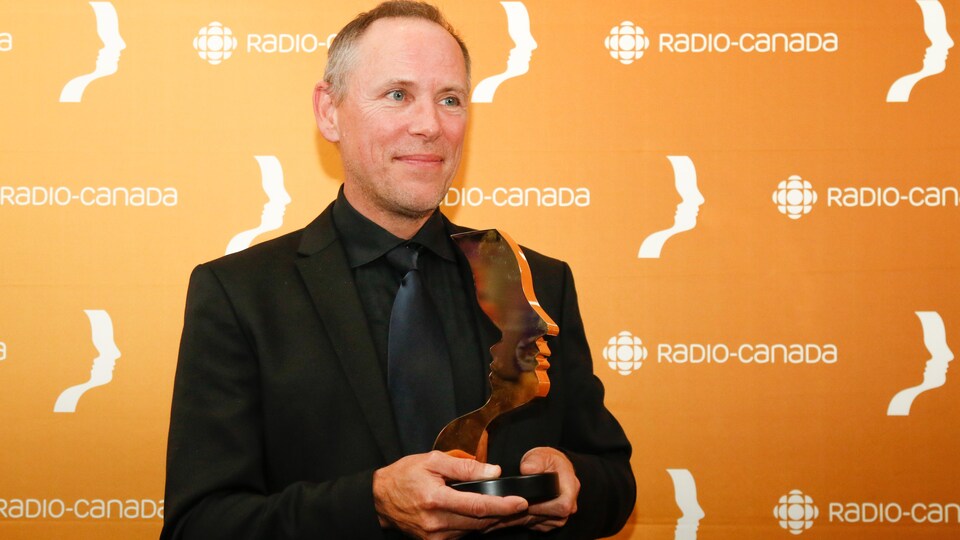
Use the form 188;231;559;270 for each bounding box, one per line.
774;489;819;535
602;331;647;375
773;175;818;220
193;22;238;65
604;21;650;65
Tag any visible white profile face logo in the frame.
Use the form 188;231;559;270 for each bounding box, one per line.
887;0;954;102
605;21;650;65
472;2;537;103
226;156;291;255
773;175;817;220
194;22;238;65
53;310;121;413
887;311;954;416
59;2;126;103
602;331;647;375
774;489;818;535
639;156;704;258
666;469;705;540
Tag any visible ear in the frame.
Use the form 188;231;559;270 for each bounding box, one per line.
313;81;341;143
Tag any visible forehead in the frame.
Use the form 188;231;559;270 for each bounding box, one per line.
350;17;467;87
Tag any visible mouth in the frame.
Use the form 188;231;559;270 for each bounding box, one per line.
394;154;444;166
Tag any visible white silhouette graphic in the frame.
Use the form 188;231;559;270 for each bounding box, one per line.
667;469;704;540
472;2;537;103
54;310;121;413
226;156;291;255
639;156;703;258
888;311;954;416
887;0;954;102
59;2;125;103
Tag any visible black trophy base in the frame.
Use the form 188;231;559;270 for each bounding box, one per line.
450;472;560;504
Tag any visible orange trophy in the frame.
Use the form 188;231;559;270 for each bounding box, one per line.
435;229;560;502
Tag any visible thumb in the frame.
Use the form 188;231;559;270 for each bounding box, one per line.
429;451;502;482
520;447;558;475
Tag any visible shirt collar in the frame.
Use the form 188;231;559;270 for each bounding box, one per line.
332;186;456;268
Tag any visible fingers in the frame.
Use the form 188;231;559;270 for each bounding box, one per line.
518;447;581;532
373;448;581;538
443;484;528;518
373;451;529;539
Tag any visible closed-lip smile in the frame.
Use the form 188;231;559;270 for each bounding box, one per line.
395;153;443;164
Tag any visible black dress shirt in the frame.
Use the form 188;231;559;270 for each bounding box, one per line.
331;190;489;424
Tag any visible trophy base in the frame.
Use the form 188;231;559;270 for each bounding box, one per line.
450;472;560;504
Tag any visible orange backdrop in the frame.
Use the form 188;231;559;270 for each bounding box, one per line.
1;1;958;538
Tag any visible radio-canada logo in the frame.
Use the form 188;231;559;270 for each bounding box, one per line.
603;331;647;375
774;489;819;535
773;175;817;220
605;21;650;65
194;22;238;65
604;22;838;64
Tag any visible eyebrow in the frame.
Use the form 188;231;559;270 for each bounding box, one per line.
380;78;467;96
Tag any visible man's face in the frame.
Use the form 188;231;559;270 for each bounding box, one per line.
321;17;468;225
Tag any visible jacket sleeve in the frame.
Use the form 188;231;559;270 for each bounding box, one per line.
160;264;384;540
551;261;637;538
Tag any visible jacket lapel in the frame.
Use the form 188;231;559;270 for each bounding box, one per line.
295;205;403;463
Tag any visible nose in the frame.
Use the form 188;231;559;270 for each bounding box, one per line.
407;100;441;140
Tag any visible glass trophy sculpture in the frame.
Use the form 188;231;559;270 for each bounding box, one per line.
434;229;560;502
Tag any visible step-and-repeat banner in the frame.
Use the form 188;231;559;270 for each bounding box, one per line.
1;1;958;538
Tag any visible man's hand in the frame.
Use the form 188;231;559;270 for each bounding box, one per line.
373;451;529;539
511;447;580;533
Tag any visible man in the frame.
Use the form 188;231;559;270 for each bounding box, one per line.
161;2;635;539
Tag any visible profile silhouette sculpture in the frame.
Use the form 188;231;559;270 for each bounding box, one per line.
226;156;291;255
60;2;125;103
639;156;704;259
888;311;954;416
887;0;953;102
472;2;537;103
433;230;558;462
667;469;704;540
54;310;121;413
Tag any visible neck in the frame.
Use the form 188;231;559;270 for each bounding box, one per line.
342;185;434;240
374;211;432;240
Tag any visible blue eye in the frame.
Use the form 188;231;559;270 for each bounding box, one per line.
440;96;461;107
387;90;405;101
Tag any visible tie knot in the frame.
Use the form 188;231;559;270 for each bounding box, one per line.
386;243;421;274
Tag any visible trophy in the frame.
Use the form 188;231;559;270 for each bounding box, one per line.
433;229;560;503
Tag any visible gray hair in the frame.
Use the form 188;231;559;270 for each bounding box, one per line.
323;1;471;103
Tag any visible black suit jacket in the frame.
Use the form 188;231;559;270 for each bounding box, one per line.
161;204;635;539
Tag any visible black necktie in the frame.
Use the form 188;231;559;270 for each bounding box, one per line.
386;243;457;454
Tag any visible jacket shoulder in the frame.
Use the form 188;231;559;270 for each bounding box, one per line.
200;228;306;278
